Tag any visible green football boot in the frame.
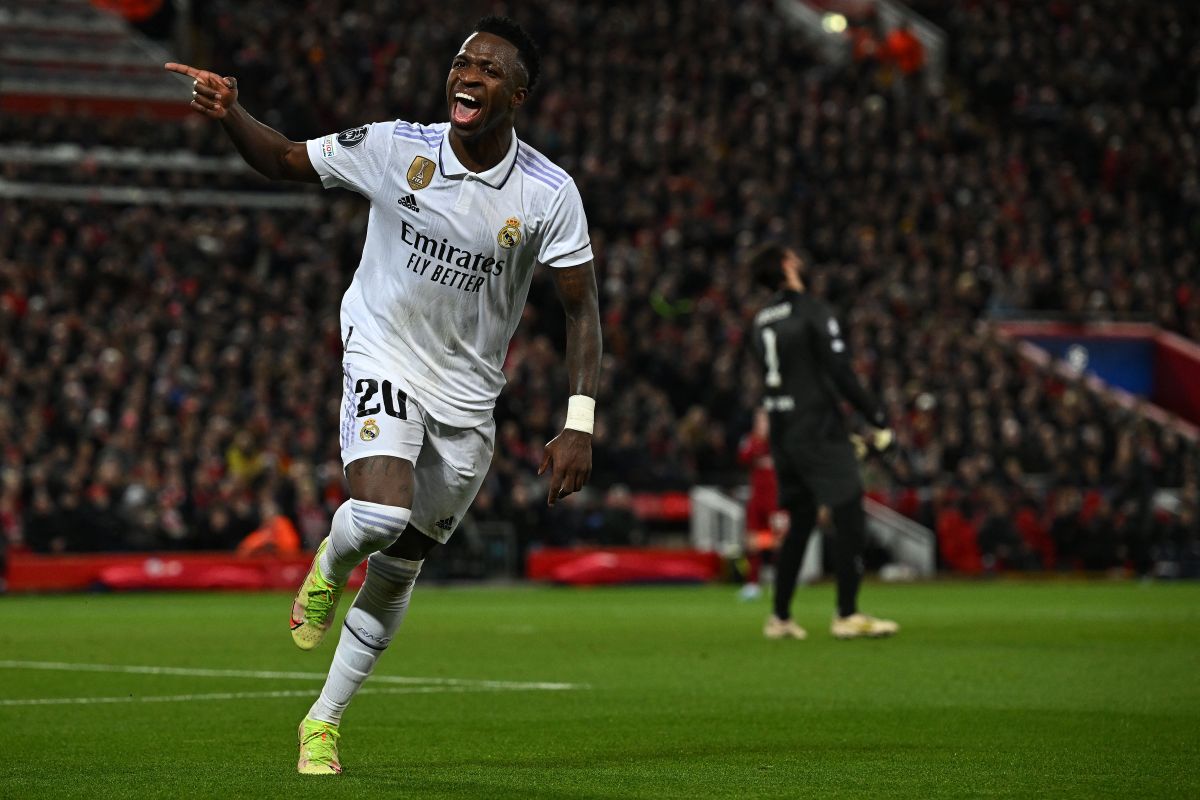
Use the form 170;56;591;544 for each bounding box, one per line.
297;717;342;775
289;539;345;651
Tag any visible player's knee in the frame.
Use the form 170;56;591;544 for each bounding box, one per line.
382;527;441;561
347;498;411;552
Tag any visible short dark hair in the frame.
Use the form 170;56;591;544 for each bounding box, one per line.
474;16;541;91
745;242;788;290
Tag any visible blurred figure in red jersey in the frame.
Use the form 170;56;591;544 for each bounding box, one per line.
884;22;925;76
737;409;786;600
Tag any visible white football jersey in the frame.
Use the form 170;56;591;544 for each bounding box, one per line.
306;120;593;428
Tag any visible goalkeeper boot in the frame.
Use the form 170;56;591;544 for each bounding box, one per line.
290;538;345;651
831;612;899;640
763;615;808;640
297;717;342;775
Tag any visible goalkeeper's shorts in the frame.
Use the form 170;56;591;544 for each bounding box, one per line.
770;436;862;508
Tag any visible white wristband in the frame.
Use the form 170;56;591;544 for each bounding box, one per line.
564;395;596;435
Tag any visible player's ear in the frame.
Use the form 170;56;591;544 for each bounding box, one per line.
510;86;528;110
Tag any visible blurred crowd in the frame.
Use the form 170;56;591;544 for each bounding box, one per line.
908;0;1200;335
1;0;1197;572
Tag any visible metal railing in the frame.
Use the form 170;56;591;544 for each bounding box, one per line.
690;485;931;580
863;496;936;577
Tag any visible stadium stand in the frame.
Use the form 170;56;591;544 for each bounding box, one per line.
1;0;1197;577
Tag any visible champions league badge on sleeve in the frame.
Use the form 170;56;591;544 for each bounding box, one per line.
497;217;522;249
337;125;369;148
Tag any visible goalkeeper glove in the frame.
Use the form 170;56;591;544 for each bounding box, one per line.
850;428;895;460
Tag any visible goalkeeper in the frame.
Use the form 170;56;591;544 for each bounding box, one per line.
745;244;899;640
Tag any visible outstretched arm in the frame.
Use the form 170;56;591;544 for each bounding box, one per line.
539;261;602;506
164;62;318;184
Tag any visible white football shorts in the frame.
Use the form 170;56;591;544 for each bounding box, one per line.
338;352;495;543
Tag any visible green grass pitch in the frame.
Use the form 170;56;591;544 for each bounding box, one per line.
1;582;1197;799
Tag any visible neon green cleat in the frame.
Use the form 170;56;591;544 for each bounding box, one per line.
297;717;342;775
289;538;345;651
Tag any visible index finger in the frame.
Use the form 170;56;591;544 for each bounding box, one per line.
165;62;222;86
164;62;201;78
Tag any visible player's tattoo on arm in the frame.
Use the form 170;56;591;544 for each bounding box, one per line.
551;261;602;397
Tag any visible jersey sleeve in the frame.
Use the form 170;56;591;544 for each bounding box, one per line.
305;122;393;198
810;303;887;427
538;179;593;268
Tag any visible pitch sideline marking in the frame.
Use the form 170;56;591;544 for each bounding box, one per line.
0;686;488;708
0;660;586;691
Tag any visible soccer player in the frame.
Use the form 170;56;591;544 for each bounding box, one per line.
745;244;898;641
166;16;601;775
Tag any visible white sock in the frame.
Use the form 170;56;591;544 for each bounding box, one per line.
308;552;422;726
319;499;412;585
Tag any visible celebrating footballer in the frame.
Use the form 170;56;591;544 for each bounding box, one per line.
167;16;601;775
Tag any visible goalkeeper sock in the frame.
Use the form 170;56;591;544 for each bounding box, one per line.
832;498;866;618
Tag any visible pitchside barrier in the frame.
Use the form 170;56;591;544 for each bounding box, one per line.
3;488;937;591
3;551;366;593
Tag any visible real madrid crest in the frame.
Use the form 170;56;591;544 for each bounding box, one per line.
497;216;522;249
407;156;436;191
359;418;380;441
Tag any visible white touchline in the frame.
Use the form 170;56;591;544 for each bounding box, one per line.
0;686;484;708
0;660;588;691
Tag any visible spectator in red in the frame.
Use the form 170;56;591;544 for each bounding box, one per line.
737;409;784;599
883;22;925;76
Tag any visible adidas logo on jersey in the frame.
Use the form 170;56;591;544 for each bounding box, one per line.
434;516;455;531
398;194;420;212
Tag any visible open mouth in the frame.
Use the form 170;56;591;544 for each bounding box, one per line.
452;92;483;126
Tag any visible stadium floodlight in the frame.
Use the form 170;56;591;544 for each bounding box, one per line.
822;13;848;34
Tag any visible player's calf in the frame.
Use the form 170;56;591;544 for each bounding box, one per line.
305;553;423;730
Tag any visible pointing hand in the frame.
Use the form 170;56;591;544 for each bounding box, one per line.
165;62;238;120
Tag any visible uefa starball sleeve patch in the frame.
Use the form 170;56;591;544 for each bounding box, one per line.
336;125;369;148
